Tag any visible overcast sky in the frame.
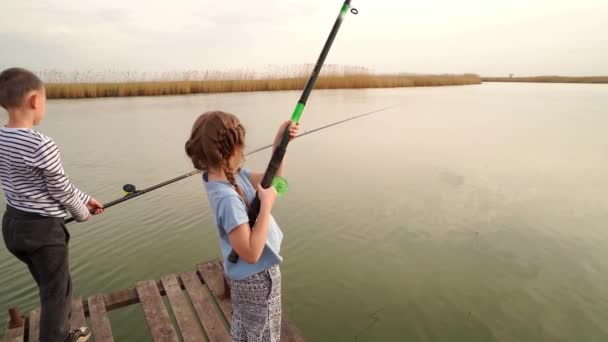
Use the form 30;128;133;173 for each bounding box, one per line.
0;0;606;77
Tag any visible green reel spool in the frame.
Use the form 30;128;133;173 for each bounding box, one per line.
272;176;289;197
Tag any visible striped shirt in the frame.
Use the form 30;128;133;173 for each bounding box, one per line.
0;127;90;221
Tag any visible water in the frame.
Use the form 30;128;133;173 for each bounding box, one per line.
1;83;607;341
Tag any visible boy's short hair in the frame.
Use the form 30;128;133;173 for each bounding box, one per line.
0;68;44;110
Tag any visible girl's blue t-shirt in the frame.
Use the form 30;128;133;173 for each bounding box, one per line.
203;169;283;280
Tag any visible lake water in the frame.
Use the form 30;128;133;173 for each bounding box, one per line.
1;83;607;341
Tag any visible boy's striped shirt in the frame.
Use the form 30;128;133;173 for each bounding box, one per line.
0;127;90;221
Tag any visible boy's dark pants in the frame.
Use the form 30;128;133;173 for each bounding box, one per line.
2;206;72;342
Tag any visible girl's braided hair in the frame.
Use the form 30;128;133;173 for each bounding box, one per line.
185;111;249;208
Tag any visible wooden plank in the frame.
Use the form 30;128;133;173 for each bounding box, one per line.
197;260;233;322
180;272;230;342
136;280;179;342
160;275;205;342
88;295;114;342
70;298;87;330
83;279;186;314
84;280;184;316
3;323;24;342
28;309;40;342
280;313;306;342
103;288;139;312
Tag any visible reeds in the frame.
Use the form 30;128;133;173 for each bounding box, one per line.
39;67;481;99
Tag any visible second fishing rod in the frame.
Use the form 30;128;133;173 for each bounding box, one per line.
64;104;394;224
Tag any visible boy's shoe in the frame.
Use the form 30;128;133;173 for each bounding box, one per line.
65;327;91;342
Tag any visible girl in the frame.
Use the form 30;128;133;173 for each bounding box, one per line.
185;111;298;342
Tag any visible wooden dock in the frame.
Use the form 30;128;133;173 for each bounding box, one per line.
4;259;304;342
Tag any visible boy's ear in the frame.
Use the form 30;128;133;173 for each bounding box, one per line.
27;92;38;109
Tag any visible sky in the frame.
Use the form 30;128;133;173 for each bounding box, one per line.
0;0;606;77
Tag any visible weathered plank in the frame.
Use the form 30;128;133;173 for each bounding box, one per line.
88;295;114;342
3;323;24;342
103;287;139;311
28;309;40;342
83;280;177;314
180;272;230;342
281;313;306;342
160;275;205;342
70;298;87;330
197;261;232;322
136;280;179;342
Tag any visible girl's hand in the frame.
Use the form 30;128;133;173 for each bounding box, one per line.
288;121;299;141
274;120;300;147
257;184;277;208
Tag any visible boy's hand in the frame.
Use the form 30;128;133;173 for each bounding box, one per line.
273;120;300;147
87;197;104;215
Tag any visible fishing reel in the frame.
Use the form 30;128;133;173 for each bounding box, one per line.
272;176;289;197
122;184;138;196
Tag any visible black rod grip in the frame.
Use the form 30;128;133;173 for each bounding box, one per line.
227;127;290;263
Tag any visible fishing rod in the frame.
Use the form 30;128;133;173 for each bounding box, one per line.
64;105;393;224
64;171;199;224
227;0;358;263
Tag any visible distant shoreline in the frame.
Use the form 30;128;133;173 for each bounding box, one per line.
482;76;608;84
44;74;481;100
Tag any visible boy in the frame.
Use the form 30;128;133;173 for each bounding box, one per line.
0;68;104;342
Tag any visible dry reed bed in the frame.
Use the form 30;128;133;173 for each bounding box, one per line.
45;74;481;99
